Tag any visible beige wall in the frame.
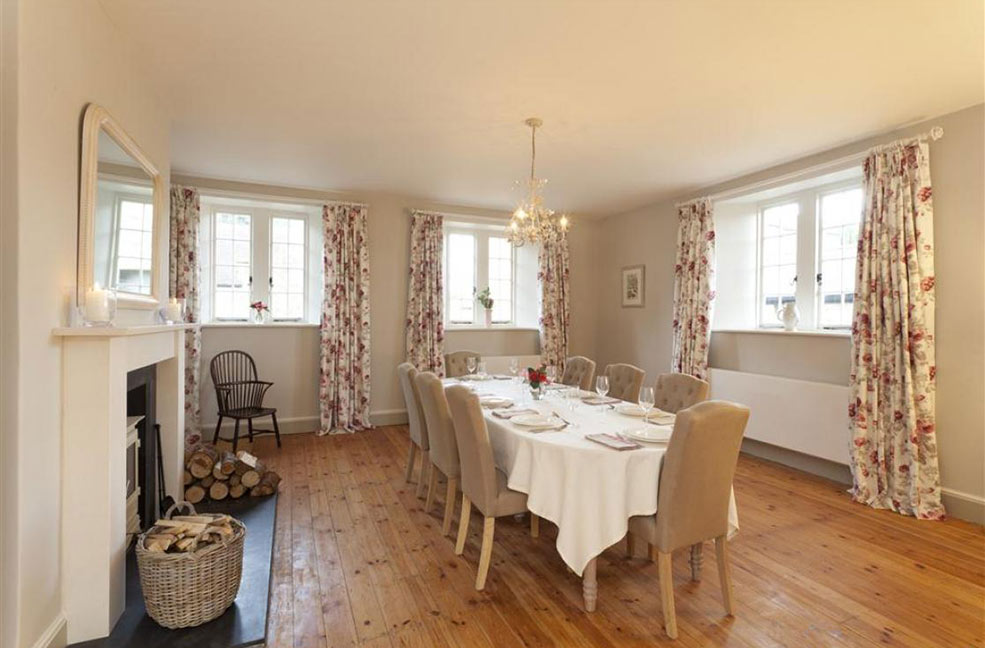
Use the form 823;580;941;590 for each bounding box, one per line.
5;1;171;646
595;104;985;522
176;174;600;429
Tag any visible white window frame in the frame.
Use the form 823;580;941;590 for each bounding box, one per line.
202;200;320;324
815;182;864;330
442;220;518;329
268;214;308;322
754;178;862;330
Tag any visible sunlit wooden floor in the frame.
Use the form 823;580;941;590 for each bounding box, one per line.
246;428;985;647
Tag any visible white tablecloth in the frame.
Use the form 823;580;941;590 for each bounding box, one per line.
444;377;739;576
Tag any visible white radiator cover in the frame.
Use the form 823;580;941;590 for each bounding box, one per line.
709;368;851;465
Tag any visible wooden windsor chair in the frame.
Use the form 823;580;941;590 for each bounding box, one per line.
210;350;282;452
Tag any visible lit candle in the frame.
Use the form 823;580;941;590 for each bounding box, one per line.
164;298;183;324
85;283;110;323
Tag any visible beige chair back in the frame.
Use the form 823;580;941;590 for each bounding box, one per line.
604;363;646;402
654;372;710;413
654;400;749;551
415;372;460;479
444;350;481;378
561;356;596;391
397;362;428;451
446;385;499;515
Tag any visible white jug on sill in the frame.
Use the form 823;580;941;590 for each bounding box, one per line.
776;301;800;331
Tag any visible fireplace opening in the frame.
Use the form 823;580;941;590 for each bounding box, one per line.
127;365;158;539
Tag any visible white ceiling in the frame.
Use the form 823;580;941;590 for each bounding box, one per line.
100;0;984;216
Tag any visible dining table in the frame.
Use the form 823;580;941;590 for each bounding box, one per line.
442;375;739;611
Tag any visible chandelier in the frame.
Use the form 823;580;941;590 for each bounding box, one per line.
506;117;570;247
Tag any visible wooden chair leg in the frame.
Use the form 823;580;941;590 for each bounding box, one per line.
232;419;241;453
715;536;735;616
648;543;658;562
425;466;440;512
690;542;704;581
442;477;458;536
247;418;255;442
213;415;223;445
475;517;495;590
625;531;636;558
416;453;430;499
530;513;539;538
404;443;417;483
271;411;282;447
658;551;678;639
454;494;471;555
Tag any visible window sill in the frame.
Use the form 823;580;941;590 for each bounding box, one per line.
712;328;851;338
445;325;540;333
202;321;319;329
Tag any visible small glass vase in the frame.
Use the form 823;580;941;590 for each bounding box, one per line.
250;308;271;325
530;385;544;400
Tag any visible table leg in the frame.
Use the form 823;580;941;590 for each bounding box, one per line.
690;542;704;581
583;557;598;612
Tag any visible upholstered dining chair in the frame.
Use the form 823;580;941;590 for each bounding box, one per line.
444;350;481;378
627;400;749;639
654;372;710;413
415;371;461;535
446;384;530;590
560;356;596;391
397;362;430;498
210;350;282;452
603;363;646;402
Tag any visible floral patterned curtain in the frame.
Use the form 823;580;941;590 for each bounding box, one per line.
539;224;570;373
319;203;372;435
405;210;445;375
169;185;202;447
849;137;943;519
672;198;716;380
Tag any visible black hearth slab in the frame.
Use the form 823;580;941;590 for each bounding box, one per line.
69;494;277;648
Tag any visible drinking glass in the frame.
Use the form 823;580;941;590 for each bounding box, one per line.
546;365;556;383
639;386;655;422
466;356;478;376
477;361;487;377
595;375;609;398
509;357;518;378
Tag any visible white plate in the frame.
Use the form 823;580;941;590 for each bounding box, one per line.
480;396;514;408
512;414;563;429
623;427;673;443
615;403;647;417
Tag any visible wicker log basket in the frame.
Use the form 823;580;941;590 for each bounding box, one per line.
135;503;246;629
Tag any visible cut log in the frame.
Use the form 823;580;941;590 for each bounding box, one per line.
209;481;229;501
212;463;230;481
218;451;238;475
184;484;206;504
183;469;194;486
199;474;215;489
188;445;219;479
228;474;241;487
250;470;282;497
234;450;266;477
240;469;261;488
229;483;247;499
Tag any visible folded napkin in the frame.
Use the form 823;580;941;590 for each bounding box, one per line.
480;396;514;409
492;408;539;419
586;433;641;450
645;413;676;425
582;395;620;405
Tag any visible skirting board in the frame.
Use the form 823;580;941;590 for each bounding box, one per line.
31;613;67;648
200;410;409;435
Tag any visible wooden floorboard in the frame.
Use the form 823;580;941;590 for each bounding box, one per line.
244;429;985;648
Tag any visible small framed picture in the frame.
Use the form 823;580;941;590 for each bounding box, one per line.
621;265;645;308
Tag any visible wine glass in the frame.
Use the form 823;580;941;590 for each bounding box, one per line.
595;375;609;399
546;365;556;383
477;361;487;377
509;357;518;377
639;386;655;423
466;356;478;376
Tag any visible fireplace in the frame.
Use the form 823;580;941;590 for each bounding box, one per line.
127;365;158;536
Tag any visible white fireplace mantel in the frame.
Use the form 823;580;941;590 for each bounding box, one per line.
56;323;196;643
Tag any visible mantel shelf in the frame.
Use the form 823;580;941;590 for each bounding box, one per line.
52;323;199;338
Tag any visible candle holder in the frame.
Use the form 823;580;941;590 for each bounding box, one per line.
161;297;185;325
82;285;117;327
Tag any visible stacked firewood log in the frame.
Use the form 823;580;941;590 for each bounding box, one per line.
143;514;236;553
183;445;282;503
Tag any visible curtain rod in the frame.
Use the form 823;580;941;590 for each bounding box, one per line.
685;126;944;205
191;185;366;208
411;208;509;224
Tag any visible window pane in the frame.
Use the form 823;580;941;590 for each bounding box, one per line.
447;233;475;323
759;202;799;327
270;216;307;320
214;212;252;319
819;187;862;327
488;236;513;323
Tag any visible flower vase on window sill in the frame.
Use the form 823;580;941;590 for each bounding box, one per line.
476;287;494;328
250;301;271;325
526;365;548;400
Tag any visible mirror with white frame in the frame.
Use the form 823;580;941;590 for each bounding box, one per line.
78;104;164;309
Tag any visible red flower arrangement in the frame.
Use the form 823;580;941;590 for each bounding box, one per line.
526;365;549;389
250;301;269;313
